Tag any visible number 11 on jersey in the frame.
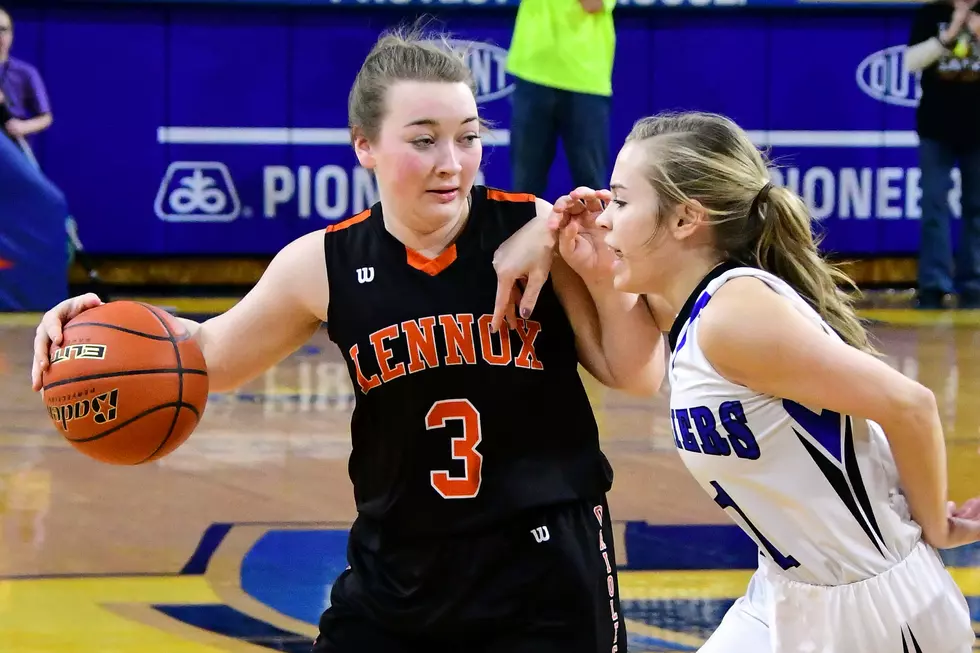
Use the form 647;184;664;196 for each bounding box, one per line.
426;398;483;499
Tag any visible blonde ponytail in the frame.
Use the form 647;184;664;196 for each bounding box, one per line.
756;186;876;354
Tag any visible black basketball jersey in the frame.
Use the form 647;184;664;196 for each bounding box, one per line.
323;185;612;539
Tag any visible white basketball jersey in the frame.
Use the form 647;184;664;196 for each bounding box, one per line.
668;264;922;586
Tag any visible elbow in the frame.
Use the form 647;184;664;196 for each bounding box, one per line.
611;364;665;398
884;380;938;433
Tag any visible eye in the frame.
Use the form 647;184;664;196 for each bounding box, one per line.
460;134;481;145
612;199;627;208
412;137;435;149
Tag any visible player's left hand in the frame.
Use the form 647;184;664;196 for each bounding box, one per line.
491;204;565;334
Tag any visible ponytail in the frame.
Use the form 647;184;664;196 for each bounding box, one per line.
755;186;877;355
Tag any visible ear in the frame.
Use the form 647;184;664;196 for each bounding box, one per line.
351;127;377;170
670;200;708;241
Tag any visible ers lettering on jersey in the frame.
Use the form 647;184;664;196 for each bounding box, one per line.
349;314;544;393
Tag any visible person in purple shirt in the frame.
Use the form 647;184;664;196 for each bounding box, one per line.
0;7;52;161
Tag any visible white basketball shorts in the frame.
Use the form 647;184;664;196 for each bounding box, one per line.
699;540;974;653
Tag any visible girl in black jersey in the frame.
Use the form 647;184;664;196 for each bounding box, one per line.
31;25;665;653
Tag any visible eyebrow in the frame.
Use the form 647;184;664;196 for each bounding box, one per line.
404;116;479;128
610;183;626;191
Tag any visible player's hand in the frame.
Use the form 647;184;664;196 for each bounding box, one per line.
949;496;980;520
947;1;972;39
32;293;104;392
549;186;611;231
969;11;980;37
491;208;564;334
556;211;616;288
925;499;980;549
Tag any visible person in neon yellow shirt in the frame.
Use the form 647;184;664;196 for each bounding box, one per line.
506;0;616;197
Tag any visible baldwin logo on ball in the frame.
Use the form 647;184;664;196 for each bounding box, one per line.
49;388;120;432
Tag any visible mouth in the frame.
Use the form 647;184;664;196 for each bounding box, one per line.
428;187;459;201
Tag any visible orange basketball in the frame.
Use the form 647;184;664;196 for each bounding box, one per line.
41;301;209;465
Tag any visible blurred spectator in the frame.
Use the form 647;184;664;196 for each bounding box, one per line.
907;0;980;309
0;6;52;166
506;0;615;197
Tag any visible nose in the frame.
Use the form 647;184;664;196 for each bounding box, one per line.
595;207;612;231
435;142;462;177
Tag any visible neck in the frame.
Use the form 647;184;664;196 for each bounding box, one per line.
658;249;726;332
381;193;470;257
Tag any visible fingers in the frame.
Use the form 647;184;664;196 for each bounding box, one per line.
31;324;49;392
954;497;980;521
519;269;549;321
554;194;588;218
491;275;516;334
506;285;521;331
30;294;103;392
557;220;580;260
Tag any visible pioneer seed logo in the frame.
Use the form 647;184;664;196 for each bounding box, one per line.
856;44;922;107
446;40;515;103
50;343;107;365
155;162;242;222
49;388;120;432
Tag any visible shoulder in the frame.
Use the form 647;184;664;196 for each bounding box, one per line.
324;207;373;238
695;275;824;382
8;57;41;78
474;185;539;221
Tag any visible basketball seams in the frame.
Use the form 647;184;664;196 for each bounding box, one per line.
136;303;190;464
65;402;184;443
62;321;173;341
42;368;206;391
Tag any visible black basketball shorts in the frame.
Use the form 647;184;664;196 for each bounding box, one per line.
312;496;625;653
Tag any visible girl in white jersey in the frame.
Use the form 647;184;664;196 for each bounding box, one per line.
544;111;980;652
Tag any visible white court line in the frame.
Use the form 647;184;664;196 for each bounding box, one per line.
157;126;512;146
158;127;922;149
745;130;919;148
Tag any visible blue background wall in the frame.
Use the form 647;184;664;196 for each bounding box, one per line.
2;1;937;257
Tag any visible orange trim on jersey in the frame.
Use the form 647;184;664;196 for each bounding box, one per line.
406;244;458;276
325;209;371;233
487;189;535;204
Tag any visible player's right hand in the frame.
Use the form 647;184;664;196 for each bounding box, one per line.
32;293;104;392
553;187;617;285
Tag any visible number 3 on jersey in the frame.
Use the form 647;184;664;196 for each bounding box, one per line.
426;399;483;499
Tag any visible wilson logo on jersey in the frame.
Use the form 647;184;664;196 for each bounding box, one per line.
356;267;374;284
348;314;544;394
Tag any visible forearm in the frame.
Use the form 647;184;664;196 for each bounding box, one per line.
586;282;665;396
20;113;52;135
906;37;948;72
882;387;949;546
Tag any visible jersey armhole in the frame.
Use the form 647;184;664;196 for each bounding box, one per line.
322;208;372;337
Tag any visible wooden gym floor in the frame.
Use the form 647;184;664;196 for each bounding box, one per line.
2;297;980;652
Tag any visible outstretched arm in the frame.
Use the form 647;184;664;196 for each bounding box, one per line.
175;231;327;392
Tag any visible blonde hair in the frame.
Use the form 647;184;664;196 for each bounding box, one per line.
625;111;875;354
348;21;478;142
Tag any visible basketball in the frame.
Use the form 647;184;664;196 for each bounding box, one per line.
41;301;209;465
